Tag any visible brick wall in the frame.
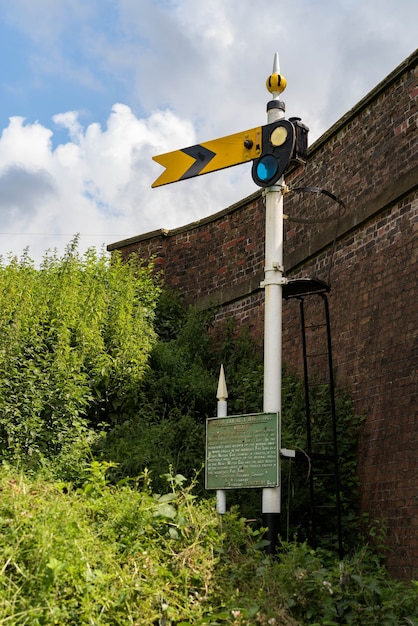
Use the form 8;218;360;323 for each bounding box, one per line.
109;49;418;579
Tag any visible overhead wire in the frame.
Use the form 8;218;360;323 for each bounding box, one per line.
284;186;346;286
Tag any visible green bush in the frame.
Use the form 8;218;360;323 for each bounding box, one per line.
93;408;206;492
0;464;416;625
0;240;160;470
0;463;288;625
92;290;215;492
272;541;418;625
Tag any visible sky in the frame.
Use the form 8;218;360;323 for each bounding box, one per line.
0;0;416;264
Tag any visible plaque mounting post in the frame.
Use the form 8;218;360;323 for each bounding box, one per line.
216;364;228;514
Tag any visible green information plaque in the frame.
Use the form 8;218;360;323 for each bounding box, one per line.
205;412;279;490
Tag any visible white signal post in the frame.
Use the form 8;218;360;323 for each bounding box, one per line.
262;52;287;552
152;54;298;549
216;364;228;514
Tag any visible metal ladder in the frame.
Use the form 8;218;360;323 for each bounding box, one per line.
283;278;343;559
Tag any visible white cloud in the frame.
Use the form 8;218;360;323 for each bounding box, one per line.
0;117;54;168
0;104;250;263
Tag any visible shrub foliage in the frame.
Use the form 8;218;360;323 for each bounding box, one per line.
0;241;160;468
0;464;416;625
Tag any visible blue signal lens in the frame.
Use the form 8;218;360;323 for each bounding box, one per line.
256;155;278;182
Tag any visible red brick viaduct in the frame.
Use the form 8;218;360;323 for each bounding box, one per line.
109;50;418;580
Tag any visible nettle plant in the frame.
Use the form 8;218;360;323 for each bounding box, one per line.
0;239;160;470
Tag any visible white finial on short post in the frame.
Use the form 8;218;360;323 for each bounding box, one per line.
216;364;228;514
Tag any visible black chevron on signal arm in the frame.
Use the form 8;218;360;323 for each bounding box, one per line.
179;145;217;180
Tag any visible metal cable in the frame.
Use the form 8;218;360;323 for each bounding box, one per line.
284;186;346;286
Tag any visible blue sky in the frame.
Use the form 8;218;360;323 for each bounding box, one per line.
0;0;416;262
0;2;136;137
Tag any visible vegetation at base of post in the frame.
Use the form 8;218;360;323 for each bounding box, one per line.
0;464;417;625
0;245;416;624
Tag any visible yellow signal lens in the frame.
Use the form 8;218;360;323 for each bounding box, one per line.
270;126;288;146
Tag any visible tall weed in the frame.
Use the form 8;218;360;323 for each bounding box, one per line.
0;240;160;468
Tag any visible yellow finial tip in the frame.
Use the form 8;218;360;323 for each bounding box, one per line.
266;73;287;94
